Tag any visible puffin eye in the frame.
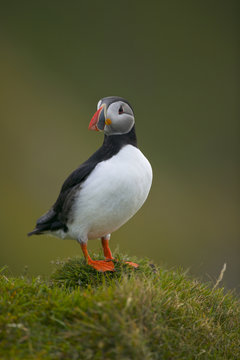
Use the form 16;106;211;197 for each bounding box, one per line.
118;105;124;115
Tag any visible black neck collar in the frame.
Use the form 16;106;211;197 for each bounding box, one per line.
102;125;138;151
85;125;138;167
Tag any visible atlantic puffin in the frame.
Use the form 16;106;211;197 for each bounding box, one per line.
28;96;152;272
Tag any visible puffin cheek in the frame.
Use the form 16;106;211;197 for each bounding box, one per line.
119;116;134;134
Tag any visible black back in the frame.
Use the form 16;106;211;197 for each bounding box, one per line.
28;126;137;235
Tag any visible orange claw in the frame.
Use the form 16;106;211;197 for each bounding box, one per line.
125;261;139;268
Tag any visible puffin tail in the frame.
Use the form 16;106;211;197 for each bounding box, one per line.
28;229;39;236
27;224;50;236
28;208;57;236
28;208;68;237
28;229;44;236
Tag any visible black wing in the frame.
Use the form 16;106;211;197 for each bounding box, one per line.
28;160;97;236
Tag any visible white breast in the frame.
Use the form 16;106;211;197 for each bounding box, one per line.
67;145;152;242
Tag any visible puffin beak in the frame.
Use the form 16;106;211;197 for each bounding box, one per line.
88;104;106;131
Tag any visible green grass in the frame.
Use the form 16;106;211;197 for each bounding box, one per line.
0;252;239;359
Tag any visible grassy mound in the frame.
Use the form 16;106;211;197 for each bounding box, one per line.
0;252;239;359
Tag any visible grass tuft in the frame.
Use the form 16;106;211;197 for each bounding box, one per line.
51;251;153;289
0;252;239;359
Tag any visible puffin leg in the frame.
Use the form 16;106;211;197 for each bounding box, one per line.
101;236;114;260
101;236;139;268
80;243;115;272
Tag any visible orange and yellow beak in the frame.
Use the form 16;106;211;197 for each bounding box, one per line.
88;104;107;131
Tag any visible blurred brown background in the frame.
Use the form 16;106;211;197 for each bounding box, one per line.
0;1;239;290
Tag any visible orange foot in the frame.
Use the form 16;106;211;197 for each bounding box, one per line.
104;258;139;269
125;261;139;268
88;259;115;272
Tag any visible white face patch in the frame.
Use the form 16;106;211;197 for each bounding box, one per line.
104;101;135;135
97;100;102;110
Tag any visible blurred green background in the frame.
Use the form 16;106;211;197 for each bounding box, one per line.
0;1;239;290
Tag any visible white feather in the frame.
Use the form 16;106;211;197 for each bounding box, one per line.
58;145;152;242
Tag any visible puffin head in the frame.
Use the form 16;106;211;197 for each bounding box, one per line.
88;96;135;136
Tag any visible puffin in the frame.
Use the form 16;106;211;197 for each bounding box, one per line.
28;96;152;272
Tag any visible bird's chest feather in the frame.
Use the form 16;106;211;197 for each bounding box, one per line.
69;145;152;239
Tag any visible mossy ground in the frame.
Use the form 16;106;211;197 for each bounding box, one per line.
0;252;239;359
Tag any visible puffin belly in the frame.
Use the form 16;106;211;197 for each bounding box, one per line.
67;145;152;241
